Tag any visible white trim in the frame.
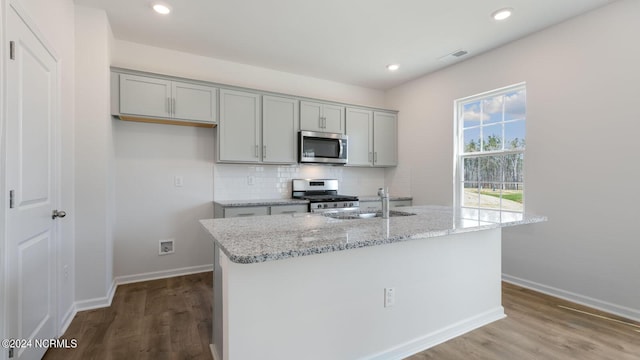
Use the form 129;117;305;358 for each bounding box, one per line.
366;307;505;360
113;264;213;286
502;274;640;322
210;344;221;360
58;304;77;337
0;0;8;358
74;280;117;313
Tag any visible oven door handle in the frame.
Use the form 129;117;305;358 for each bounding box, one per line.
338;139;344;159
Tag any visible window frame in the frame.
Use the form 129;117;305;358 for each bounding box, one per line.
453;82;526;213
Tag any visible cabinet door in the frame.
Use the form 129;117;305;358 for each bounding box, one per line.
322;104;345;134
120;74;171;118
346;108;373;166
172;81;217;123
373;112;398;167
219;89;261;162
300;101;323;132
263;96;299;164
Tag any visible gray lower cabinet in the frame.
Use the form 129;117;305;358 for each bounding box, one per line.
117;73;217;124
360;199;412;212
346;108;397;167
214;203;309;218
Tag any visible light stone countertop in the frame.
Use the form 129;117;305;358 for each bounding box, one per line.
359;196;413;202
200;205;547;264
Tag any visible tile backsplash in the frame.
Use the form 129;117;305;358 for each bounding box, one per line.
213;163;386;200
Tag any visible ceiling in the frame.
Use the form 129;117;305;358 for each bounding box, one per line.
75;0;616;90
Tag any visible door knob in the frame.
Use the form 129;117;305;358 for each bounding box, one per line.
52;210;67;219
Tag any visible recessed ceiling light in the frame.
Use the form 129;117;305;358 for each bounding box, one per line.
492;8;513;21
386;64;400;71
153;3;172;15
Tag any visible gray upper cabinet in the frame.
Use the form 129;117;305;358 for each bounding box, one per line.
346;108;373;166
373;111;398;166
346;108;397;167
219;89;261;162
300;101;345;134
118;73;217;124
262;95;299;164
120;74;171;118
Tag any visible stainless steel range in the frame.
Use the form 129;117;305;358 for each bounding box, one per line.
292;179;359;213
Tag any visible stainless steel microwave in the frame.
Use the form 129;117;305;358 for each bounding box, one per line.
299;131;348;165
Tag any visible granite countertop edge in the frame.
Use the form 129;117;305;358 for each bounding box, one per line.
200;207;547;265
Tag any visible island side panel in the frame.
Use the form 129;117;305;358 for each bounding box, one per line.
219;227;504;360
211;243;223;360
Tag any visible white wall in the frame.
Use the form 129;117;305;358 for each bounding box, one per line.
385;0;640;320
74;5;114;305
14;0;76;333
110;41;387;278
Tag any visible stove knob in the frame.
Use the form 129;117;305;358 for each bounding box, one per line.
333;203;337;207
323;204;328;208
349;202;353;207
316;204;322;209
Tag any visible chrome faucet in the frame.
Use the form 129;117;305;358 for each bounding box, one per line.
378;187;390;219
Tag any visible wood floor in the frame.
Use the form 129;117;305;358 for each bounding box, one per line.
44;273;639;360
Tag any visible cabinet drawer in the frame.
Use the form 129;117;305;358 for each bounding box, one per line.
270;204;309;215
360;202;382;211
224;206;269;218
390;200;412;208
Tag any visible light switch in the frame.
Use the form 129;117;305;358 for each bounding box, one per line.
174;176;184;187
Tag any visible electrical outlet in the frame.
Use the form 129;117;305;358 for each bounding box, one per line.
159;239;175;255
384;287;395;308
63;265;69;281
247;176;255;186
174;176;184;187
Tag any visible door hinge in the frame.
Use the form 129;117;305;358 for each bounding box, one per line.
9;41;15;60
9;347;14;358
9;190;15;208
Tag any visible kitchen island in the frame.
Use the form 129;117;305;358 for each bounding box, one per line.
200;205;546;360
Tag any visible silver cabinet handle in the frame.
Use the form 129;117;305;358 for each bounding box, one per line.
172;98;176;115
323;117;327;128
263;145;267;158
280;211;296;214
237;213;254;217
319;117;323;129
255;145;259;158
374;152;378;163
167;97;171;114
52;210;67;219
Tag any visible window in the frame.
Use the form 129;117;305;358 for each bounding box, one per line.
454;83;526;213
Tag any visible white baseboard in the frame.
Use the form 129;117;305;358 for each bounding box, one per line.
502;274;640;322
367;307;506;360
210;344;220;360
113;264;213;286
58;304;77;336
74;279;117;312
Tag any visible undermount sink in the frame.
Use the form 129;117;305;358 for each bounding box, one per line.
323;210;416;220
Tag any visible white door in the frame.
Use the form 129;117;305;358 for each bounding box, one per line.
6;6;60;359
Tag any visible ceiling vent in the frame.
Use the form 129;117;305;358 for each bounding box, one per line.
438;49;469;63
